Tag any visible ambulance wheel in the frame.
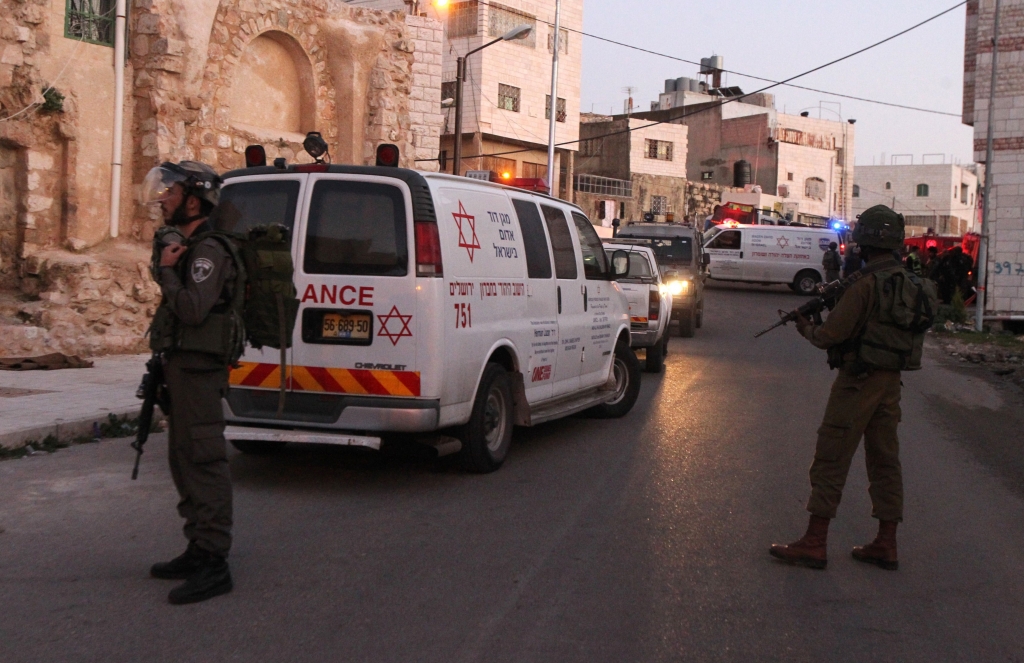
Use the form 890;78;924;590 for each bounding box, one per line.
230;439;286;455
459;363;514;473
794;270;821;296
589;340;641;419
645;335;666;373
678;308;696;338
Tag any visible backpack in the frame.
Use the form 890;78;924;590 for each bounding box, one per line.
856;267;939;372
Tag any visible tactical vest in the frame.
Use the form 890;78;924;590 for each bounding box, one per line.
840;266;938;372
149;231;247;365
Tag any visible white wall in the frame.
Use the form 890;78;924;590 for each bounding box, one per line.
627;119;687;178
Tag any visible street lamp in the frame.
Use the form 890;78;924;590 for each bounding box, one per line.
451;24;533;177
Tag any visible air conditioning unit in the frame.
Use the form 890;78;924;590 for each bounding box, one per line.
778;183;790;198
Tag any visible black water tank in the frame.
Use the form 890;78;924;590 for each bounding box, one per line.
733;160;752;188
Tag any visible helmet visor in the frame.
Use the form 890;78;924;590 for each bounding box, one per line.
139;166;186;206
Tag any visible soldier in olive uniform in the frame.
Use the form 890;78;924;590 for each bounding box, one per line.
822;241;842;283
140;161;239;604
770;206;922;572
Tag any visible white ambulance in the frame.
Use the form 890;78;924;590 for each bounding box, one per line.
703;223;843;295
215;151;638;473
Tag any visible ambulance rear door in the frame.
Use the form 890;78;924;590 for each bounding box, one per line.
220;174;305;410
288;174;423;407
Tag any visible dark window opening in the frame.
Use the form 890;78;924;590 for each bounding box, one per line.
215;180;300;236
303;181;408;276
541;205;578;280
512;199;553;279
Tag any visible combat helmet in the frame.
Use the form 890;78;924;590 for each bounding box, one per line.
852;205;905;251
140;160;222;208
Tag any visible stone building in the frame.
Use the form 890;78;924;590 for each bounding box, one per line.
852;163;982;236
630;91;856;226
574;114;689;226
0;0;443;357
963;0;1024;322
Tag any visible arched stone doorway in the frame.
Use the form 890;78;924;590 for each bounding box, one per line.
231;31;316;136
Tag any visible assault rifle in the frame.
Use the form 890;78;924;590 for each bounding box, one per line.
754;280;844;338
131;354;164;480
754;259;903;339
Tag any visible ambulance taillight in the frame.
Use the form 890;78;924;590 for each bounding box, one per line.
415;221;444;277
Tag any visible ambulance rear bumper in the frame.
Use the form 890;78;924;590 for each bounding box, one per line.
223;388;440;433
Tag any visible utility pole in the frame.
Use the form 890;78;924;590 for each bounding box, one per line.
546;0;562;195
977;0;1002;332
452;56;465;177
108;0;126;238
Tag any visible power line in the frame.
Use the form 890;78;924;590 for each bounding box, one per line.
467;0;962;118
417;0;968;163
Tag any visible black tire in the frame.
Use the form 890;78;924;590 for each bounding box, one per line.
645;335;665;373
230;439;286;455
678;308;696;338
695;302;704;329
793;270;821;296
458;363;514;473
589;340;642;419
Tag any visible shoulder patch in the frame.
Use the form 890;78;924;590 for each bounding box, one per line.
191;257;215;283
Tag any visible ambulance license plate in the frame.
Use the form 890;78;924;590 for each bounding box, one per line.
321;313;372;340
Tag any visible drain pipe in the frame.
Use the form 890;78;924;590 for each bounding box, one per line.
109;0;127;239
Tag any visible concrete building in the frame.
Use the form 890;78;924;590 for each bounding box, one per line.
852;163;981;236
574;115;688;226
353;0;582;197
963;0;1024;321
630;91;855;226
0;0;444;357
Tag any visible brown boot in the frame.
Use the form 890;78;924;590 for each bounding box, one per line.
769;515;830;570
852;520;899;570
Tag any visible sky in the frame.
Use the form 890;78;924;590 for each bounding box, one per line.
579;0;975;167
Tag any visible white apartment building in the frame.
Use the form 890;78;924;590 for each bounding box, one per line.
852;164;981;237
347;0;582;197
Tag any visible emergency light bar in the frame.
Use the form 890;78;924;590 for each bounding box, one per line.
244;145;266;168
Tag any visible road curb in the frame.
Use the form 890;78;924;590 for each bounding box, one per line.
0;406;146;450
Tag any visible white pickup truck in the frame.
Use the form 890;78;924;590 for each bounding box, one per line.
604;242;672;373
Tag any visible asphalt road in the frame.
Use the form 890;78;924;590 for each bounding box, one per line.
3;281;1024;662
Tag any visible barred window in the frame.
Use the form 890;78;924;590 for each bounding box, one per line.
574;175;632;198
498;84;521;112
580;139;603;157
545;96;567;123
447;1;480;39
522;162;548;180
488;3;536;48
482;156;517;177
645;139;673;161
65;0;116;46
805;177;826;200
651;196;669;215
547;27;568;54
441;80;457;104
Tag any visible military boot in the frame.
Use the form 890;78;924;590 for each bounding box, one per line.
167;552;233;605
150;542;205;580
852;520;899;570
769;515;830;570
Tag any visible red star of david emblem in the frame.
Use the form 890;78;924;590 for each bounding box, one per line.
777;236;790;249
453;201;481;262
377;306;413;346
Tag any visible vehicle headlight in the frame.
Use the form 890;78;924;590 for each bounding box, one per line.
661;280;689;296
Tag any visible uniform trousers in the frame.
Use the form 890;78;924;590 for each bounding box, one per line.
807;368;904;522
165;351;233;557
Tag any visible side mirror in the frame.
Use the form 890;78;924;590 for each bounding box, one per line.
611;250;630;278
703;253;711;267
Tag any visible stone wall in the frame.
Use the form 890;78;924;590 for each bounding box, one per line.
0;0;444;358
128;0;443;242
685;181;742;220
965;0;1024;318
